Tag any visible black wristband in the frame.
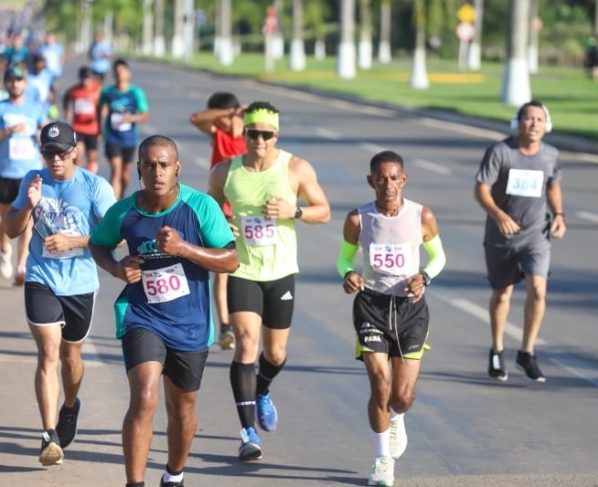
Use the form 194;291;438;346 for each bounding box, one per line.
294;206;303;219
420;271;431;286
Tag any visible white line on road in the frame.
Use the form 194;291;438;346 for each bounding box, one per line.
315;127;341;140
576;211;598;224
421;117;505;140
432;287;598;387
413;158;454;175
444;296;546;346
359;142;386;154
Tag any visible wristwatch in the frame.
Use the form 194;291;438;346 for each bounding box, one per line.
420;271;431;287
294;206;303;219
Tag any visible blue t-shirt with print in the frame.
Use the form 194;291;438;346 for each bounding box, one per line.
12;167;116;295
99;84;148;147
90;184;234;351
0;98;45;178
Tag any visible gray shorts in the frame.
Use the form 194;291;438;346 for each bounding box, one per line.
484;240;551;289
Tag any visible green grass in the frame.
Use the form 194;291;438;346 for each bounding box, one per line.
148;52;598;141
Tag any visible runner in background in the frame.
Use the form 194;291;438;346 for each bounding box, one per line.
0;65;46;285
189;92;246;350
98;58;149;199
63;66;101;173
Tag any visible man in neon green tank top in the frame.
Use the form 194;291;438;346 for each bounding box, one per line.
209;101;331;461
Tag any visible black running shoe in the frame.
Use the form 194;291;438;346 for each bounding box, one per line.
39;429;63;466
516;351;546;383
56;398;81;448
488;349;508;381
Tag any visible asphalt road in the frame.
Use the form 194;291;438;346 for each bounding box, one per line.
1;59;597;487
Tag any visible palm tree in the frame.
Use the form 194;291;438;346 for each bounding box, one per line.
527;0;539;74
378;0;392;64
337;0;356;78
358;0;373;69
152;0;165;56
172;0;184;58
467;0;484;70
410;0;454;90
142;0;154;55
217;0;234;65
501;0;531;105
289;0;306;70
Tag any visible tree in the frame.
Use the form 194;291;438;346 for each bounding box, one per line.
410;0;455;89
289;0;306;70
467;0;484;70
217;0;233;65
501;0;531;106
358;0;373;69
378;0;392;64
338;0;356;78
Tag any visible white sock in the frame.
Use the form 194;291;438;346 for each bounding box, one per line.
162;469;184;483
372;428;391;458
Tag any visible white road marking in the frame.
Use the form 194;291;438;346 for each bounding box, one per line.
421;117;505;140
413;158;453;175
445;296;546;346
195;157;210;169
431;287;598;387
576;211;598;224
315;127;341;140
359;142;386;153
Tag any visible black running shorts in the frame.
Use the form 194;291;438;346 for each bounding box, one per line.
25;281;95;343
76;132;99;150
104;142;135;163
0;177;22;204
227;274;296;329
353;288;429;360
121;326;209;392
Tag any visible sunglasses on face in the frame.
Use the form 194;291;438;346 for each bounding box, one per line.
41;147;74;160
245;129;277;141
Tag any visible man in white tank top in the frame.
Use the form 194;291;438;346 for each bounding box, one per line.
337;150;446;486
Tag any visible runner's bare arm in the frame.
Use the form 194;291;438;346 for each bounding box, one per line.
292;157;331;224
207;161;231;209
156;226;239;273
474;181;520;235
88;242;144;283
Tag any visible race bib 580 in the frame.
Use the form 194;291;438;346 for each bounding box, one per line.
141;263;190;304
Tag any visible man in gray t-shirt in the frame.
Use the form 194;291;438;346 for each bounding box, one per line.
474;100;567;384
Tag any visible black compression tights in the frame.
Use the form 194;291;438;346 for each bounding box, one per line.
230;361;256;429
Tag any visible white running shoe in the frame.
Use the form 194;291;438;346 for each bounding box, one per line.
0;248;13;280
389;414;408;459
368;455;395;486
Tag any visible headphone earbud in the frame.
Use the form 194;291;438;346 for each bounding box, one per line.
511;103;553;134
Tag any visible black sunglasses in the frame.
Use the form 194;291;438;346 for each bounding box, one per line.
41;147;74;160
245;129;277;141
